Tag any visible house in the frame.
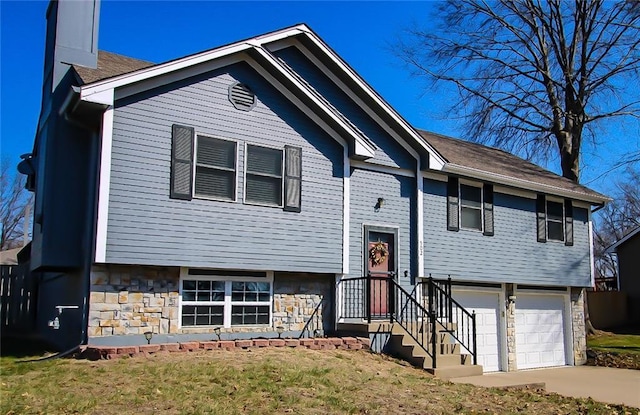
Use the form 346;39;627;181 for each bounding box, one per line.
16;0;609;375
606;227;640;324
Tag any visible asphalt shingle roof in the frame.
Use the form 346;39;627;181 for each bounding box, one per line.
73;51;154;84
418;130;606;200
72;49;607;202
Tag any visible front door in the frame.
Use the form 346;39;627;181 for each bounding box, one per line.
366;230;396;317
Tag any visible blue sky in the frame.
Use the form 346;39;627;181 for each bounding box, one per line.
1;1;637;195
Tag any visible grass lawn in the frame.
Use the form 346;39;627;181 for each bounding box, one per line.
588;333;640;354
587;332;640;370
1;348;637;415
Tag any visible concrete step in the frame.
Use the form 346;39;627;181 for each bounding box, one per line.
427;364;484;380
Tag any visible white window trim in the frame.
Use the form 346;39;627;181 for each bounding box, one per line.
192;134;240;203
178;268;274;329
243;142;285;208
545;196;565;243
459;180;484;232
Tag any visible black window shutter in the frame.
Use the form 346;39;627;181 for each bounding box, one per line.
565;199;574;246
536;194;547;243
447;177;459;232
170;124;194;200
483;184;494;236
283;145;302;212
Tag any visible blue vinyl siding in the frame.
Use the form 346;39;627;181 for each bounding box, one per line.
423;179;592;287
349;169;415;288
106;62;344;272
274;46;415;170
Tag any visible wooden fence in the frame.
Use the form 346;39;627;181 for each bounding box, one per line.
0;263;38;334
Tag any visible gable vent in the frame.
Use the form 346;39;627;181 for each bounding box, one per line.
228;82;256;111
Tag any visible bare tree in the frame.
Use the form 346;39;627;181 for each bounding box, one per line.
1;159;34;250
396;0;640;182
593;167;640;286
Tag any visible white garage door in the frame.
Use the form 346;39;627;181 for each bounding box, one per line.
516;293;567;369
452;290;502;372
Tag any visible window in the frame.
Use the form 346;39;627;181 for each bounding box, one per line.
245;144;283;206
194;136;237;200
536;195;573;245
460;184;483;230
447;177;494;235
170;124;302;210
546;200;564;241
180;270;272;328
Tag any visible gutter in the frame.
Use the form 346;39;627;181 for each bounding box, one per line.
443;163;610;205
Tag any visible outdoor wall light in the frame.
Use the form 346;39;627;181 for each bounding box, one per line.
214;327;222;341
508;295;517;303
144;331;153;345
375;197;385;211
276;326;285;338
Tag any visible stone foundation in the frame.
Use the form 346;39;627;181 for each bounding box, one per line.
505;284;517;371
571;287;587;365
88;265;334;341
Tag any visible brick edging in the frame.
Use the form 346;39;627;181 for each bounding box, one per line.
79;337;370;360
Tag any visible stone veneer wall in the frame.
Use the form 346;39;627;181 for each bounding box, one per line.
89;266;334;340
571;287;587;365
89;265;180;337
273;273;333;334
505;283;517;371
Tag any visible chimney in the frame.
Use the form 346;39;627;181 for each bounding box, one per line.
42;0;101;97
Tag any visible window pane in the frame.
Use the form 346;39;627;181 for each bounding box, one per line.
197;281;211;291
547;201;563;221
247;145;282;176
461;207;482;230
197;136;236;169
460;184;481;208
232;305;270;325
182;291;195;301
183;280;196;290
548;221;564;241
182;305;223;327
195;166;234;199
197;292;210;301
246;175;282;205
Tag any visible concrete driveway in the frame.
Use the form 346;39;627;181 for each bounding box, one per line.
451;366;640;408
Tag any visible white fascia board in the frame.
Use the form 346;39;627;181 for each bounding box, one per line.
606;226;640;252
444;163;610;204
94;105;114;263
343;146;350;274
78;26;308;106
285;42;420;161
296;27;447;169
79;43;253;102
252;46;375;158
417;161;424;278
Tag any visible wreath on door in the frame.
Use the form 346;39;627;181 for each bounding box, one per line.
369;241;389;266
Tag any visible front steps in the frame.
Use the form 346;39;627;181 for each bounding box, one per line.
388;323;483;380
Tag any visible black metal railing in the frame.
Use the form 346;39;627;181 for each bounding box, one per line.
392;278;437;367
338;272;436;365
299;298;324;339
421;277;477;365
338;273;477;368
339;272;396;323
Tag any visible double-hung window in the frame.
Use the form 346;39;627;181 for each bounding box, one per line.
194;136;237;200
546;199;564;241
460;183;483;231
180;269;272;328
170;124;302;210
536;195;574;245
447;177;494;235
245;144;283;206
